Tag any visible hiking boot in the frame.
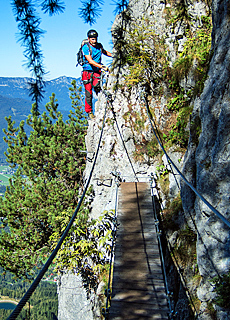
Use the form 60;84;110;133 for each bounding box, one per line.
88;112;95;119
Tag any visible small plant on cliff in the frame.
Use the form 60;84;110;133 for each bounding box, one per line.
172;15;212;96
163;15;211;148
162;194;183;230
122;17;169;89
173;225;197;266
212;272;230;309
50;210;114;291
166;0;191;28
166;105;192;147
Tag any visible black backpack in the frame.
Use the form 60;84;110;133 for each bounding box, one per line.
76;40;103;67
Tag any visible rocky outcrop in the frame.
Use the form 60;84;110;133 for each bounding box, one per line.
181;0;230;318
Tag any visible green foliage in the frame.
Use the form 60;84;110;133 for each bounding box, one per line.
122;17;168;88
206;301;217;319
166;92;189;111
146;138;161;158
0;267;58;320
132;136;161;162
119;12;211;150
162;194;182;230
166;106;192;147
172;16;212;96
163;15;211;148
50;210;114;291
212;272;230;309
0;80;87;278
173;225;197;266
167;0;191;28
164;15;211;148
156;164;169;177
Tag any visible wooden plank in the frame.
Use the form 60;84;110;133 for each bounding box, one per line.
109;182;169;319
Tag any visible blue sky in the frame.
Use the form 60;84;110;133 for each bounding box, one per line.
0;1;115;80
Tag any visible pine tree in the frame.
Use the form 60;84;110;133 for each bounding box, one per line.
0;81;87;278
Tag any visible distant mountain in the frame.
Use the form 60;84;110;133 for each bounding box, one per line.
0;76;82;162
0;76;82;111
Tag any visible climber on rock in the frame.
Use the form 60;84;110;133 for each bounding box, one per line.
81;29;112;119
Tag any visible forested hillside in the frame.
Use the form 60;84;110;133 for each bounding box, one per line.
0;76;82;159
0;268;58;320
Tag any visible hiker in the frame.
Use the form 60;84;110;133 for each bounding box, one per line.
81;29;112;119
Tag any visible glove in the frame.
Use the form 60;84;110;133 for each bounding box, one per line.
101;65;109;72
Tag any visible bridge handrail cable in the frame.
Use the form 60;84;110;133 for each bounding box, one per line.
140;91;230;229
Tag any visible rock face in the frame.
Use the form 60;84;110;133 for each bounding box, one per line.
58;0;230;319
181;0;230;317
58;273;94;320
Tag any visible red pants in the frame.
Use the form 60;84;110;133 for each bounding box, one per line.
82;71;101;113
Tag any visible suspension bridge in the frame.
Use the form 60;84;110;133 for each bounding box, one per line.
6;72;230;320
109;182;169;320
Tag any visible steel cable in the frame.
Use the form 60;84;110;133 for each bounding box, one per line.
153;183;202;317
109;105;139;181
114;115;139;182
102;174;120;319
7;80;109;320
149;175;175;318
140;93;230;229
100;74;139;181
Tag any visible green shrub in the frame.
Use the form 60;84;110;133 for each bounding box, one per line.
212;272;230;309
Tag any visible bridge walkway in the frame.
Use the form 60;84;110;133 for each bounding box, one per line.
109;182;169;320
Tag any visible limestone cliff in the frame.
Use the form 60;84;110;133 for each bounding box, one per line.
181;0;230;318
58;0;230;319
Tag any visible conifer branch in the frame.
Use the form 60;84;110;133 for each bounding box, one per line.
12;0;46;109
112;0;129;14
79;0;104;25
41;0;65;15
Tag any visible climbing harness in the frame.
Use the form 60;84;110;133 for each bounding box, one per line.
82;70;101;87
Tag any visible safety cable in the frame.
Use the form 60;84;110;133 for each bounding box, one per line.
111;109;139;182
7;77;110;320
140;92;230;229
100;70;139;181
147;106;180;190
149;174;175;319
152;181;202;317
102;172;121;320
